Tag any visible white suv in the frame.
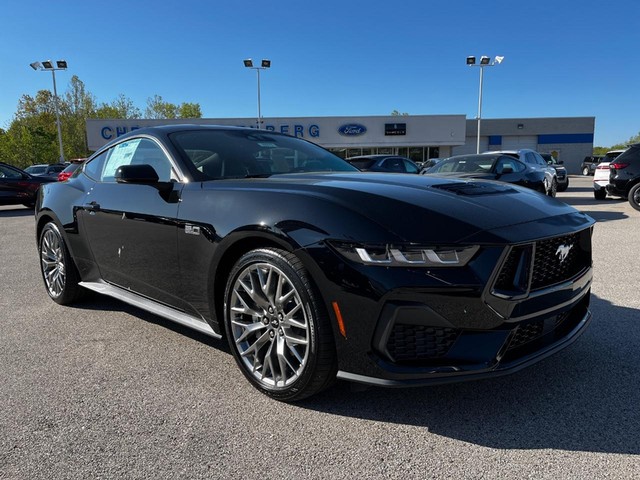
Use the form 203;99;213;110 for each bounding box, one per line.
593;149;626;199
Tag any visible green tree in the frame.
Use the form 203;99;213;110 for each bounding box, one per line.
178;102;202;118
95;94;141;119
0;79;205;166
391;110;409;116
145;95;178;119
61;75;97;157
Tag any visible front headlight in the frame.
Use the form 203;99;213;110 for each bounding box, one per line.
329;242;480;267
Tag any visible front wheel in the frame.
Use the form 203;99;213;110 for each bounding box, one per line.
557;178;569;192
628;183;640;211
39;222;83;304
547;178;558;197
224;248;336;402
582;167;590;176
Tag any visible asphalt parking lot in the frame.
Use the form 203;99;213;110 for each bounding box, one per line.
1;175;639;479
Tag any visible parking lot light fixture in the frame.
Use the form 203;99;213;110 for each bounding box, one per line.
243;58;271;129
31;59;68;163
467;55;504;154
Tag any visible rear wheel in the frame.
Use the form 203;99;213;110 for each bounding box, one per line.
628;183;640;211
224;248;336;401
39;222;83;304
594;188;607;200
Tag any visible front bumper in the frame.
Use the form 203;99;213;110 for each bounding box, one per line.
302;224;594;387
338;292;591;387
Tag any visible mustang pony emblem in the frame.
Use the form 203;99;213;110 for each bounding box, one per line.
555;244;573;264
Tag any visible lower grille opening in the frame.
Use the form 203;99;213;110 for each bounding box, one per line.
386;325;459;362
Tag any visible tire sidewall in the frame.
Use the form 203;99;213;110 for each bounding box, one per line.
39;221;78;305
629;184;640;211
223;248;323;401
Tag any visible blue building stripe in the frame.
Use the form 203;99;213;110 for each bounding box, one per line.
488;135;502;146
538;133;594;144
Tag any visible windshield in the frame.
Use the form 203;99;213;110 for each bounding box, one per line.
348;158;377;170
428;155;497;173
170;129;357;179
26;166;46;174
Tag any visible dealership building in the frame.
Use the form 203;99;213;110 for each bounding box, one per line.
86;115;594;173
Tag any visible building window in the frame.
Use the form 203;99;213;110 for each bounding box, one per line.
409;147;423;163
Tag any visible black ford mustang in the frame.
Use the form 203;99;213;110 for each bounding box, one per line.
36;125;595;401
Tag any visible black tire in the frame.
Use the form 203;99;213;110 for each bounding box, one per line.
557;178;569;192
594;188;607;200
224;248;337;402
548;178;558;197
39;222;84;305
582;167;590;176
628;183;640;211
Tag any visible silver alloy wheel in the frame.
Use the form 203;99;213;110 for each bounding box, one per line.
229;262;310;388
40;227;66;298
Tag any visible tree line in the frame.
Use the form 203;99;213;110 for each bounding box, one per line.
0;76;202;169
593;132;640;155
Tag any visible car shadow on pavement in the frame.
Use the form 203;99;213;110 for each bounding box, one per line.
67;292;229;353
0;207;34;217
302;294;640;455
559;196;627;207
580;210;630;222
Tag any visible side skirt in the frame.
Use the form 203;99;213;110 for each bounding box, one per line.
79;281;221;339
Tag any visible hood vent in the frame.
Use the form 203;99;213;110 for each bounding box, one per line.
431;182;517;196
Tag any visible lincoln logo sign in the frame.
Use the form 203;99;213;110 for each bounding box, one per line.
555;244;573;264
338;124;367;136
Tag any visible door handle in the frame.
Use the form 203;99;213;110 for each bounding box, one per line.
83;201;101;212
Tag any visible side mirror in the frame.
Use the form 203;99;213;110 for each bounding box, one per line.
115;164;159;184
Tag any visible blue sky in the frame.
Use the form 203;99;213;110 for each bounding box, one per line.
0;0;638;147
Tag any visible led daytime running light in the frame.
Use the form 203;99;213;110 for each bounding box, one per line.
337;243;479;267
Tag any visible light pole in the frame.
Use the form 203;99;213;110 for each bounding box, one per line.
30;60;68;163
466;55;504;154
243;59;271;129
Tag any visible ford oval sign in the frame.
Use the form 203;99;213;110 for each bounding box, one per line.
338;124;367;136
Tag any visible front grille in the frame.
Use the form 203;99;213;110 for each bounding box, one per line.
531;232;588;290
493;228;591;295
386;325;459;362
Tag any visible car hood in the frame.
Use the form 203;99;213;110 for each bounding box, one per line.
201;172;592;244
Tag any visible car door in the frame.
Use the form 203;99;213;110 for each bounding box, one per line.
0;164;37;205
78;137;185;307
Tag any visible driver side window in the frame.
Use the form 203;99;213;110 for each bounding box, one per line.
100;138;175;183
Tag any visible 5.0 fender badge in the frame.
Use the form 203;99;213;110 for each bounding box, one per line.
185;224;201;235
